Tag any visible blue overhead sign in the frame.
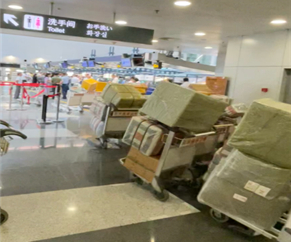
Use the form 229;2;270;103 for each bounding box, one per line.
0;9;154;45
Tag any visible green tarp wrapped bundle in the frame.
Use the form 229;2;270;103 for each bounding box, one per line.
229;99;291;169
101;84;146;109
140;82;228;133
198;150;291;230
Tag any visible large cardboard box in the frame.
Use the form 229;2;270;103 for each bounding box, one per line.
198;150;291;230
140;82;228;133
228;99;291;168
101;84;146;109
124;158;155;183
127;147;159;172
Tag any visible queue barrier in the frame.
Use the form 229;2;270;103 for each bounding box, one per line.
1;82;63;125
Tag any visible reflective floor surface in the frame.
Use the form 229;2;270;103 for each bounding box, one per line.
0;88;270;242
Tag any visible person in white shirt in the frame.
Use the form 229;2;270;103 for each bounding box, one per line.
181;77;192;89
112;74;120;83
71;75;80;85
14;72;23;99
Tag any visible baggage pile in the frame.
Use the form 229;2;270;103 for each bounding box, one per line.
121;82;229;200
198;98;291;231
89;84;145;145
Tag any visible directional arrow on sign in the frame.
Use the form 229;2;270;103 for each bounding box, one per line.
4;14;19;26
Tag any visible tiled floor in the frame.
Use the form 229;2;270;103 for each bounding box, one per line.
0;89;270;242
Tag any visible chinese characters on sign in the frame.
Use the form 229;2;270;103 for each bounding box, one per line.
47;18;76;34
86;23;113;39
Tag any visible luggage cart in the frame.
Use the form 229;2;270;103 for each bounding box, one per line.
58;92;85;114
209;208;289;240
0;120;27;225
204;146;290;241
120;128;229;202
279;209;291;242
97;105;138;149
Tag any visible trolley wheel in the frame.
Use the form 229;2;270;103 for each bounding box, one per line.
0;209;8;225
134;177;144;186
210;209;229;223
153;190;170;202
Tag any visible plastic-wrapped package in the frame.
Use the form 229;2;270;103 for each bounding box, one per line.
140;82;228;133
228;99;291;168
123;116;167;156
101;84;146;108
198;150;291;230
90;97;107;118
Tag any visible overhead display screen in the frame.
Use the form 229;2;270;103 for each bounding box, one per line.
0;9;154;45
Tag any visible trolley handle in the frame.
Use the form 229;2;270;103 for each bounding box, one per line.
0;120;13;128
0;129;27;139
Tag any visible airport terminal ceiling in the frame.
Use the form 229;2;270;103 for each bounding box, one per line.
1;0;291;53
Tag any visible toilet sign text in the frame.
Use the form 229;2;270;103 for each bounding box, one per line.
0;9;154;45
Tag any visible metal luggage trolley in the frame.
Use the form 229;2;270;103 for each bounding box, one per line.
206;147;290;241
209;208;290;240
120;124;233;202
0;120;27;225
98;105;138;149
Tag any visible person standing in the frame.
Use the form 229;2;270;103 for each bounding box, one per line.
14;72;23;99
111;74;120;83
51;73;62;99
61;73;70;99
32;73;38;84
37;73;45;84
70;74;80;86
44;73;52;95
181;77;191;89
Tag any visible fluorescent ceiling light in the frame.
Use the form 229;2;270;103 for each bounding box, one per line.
115;20;127;25
195;32;206;36
205;46;212;49
152;39;158;43
8;5;23;10
174;1;192;6
270;19;287;25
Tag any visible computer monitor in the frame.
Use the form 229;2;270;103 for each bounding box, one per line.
88;60;95;67
132;57;144;67
82;61;88;67
32;63;38;69
61;62;68;68
121;58;132;67
44;62;50;69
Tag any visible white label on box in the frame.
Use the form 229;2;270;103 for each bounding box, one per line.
244;180;260;192
255;185;271;197
233;194;248;203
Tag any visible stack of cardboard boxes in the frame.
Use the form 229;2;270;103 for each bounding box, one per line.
198;99;291;230
89;84;146;138
122;82;228;183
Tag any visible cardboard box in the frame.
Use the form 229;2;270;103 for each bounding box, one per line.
206;77;228;95
124;157;155;183
101;84;146;108
140;82;228;133
81;78;98;92
189;84;213;95
96;81;107;92
127;147;159;172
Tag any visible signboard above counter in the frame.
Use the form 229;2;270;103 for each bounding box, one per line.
0;9;154;45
